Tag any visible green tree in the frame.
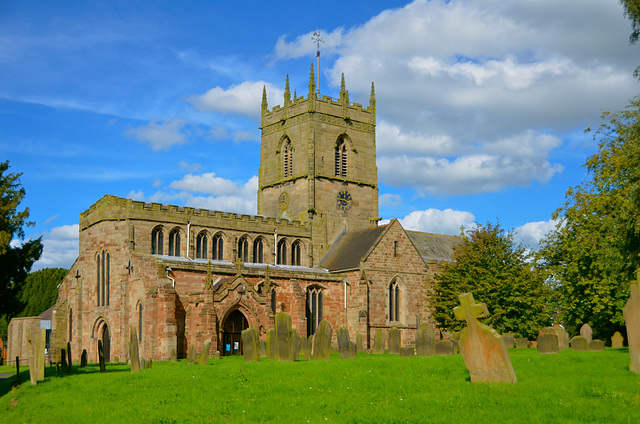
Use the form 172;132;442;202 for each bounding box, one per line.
433;222;553;339
539;98;640;339
621;0;640;78
0;161;42;340
18;267;68;317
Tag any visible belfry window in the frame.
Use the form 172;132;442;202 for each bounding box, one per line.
238;236;249;262
277;240;287;265
253;238;264;264
151;227;164;255
389;280;400;322
96;250;110;307
283;139;293;178
335;138;348;177
306;287;323;336
196;232;208;259
213;233;224;260
291;240;302;266
168;229;181;257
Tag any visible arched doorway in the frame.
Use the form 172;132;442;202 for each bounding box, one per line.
102;324;111;362
222;309;248;356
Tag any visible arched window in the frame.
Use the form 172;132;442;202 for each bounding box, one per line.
96;254;100;306
277;240;287;265
238;236;249;262
283;138;293;178
270;287;277;313
169;228;181;257
96;251;110;307
253;238;264;264
306;287;324;336
151;227;164;255
335;138;348;177
196;231;208;259
389;280;401;322
68;308;73;342
137;302;143;343
291;240;302;266
213;233;224;260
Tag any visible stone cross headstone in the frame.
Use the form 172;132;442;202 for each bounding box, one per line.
275;312;294;361
570;335;588;351
188;345;196;365
624;276;640;373
589;339;605;351
242;327;260;363
415;323;435;357
98;341;106;372
372;329;385;354
130;327;140;373
337;327;355;359
501;333;515;349
356;334;364;353
515;338;528;349
537;333;559;354
81;349;88;368
200;339;211;365
612;331;624;348
453;292;517;383
435;340;454;356
580;324;593;345
388;327;401;354
312;320;332;361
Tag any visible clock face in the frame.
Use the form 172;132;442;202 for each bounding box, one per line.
278;191;290;211
336;189;353;211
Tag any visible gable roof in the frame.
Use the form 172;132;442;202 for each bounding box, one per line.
318;225;389;272
406;230;461;262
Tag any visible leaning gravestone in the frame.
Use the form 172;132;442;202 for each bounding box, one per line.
337;327;355;359
372;329;385;354
130;327;140;373
502;333;515;349
435;340;454;356
275;312;294;361
453;292;517;383
187;345;196;365
624;277;640;373
580;324;593;345
200;339;211;365
242;327;260;363
400;346;414;357
571;336;588;351
612;331;624;348
538;333;559;354
388;327;401;354
98;341;106;372
415;323;436;356
312;320;332;361
589;340;605;351
515;338;528;349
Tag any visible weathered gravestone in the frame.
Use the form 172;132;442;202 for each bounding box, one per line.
356;334;364;354
266;328;277;360
337;327;356;359
275;312;294;361
130;327;140;373
299;336;310;360
61;349;68;373
242;327;260;363
589;340;605;351
400;346;414;357
515;338;528;349
538;333;559;354
388;327;401;355
147;359;153;369
67;341;73;373
25;326;38;385
502;333;515;349
624;276;640;373
580;324;593;345
415;323;436;356
140;358;146;369
81;349;88;368
372;329;385;354
453;292;517;383
612;331;624;348
213;351;220;360
571;336;588;351
292;329;301;361
200;339;212;365
540;326;569;351
187;345;196;365
98;341;106;372
170;348;177;362
259;339;267;358
312;320;332;360
435;340;454;356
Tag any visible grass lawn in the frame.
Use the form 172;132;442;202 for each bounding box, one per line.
1;348;639;423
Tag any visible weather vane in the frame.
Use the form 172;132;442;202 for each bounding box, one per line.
312;31;324;95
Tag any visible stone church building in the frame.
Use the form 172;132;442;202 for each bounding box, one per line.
44;67;459;363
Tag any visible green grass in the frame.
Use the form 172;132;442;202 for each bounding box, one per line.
2;349;640;423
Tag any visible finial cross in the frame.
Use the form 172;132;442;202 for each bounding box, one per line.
453;292;489;324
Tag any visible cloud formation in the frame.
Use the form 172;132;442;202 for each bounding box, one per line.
398;208;476;236
33;224;80;271
127;118;190;151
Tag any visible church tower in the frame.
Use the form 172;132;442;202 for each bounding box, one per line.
258;66;379;264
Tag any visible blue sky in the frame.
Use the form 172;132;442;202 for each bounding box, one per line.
1;0;638;270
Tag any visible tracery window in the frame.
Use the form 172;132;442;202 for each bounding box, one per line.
151;226;164;255
196;231;208;259
253;238;264;264
335;138;348;177
238;236;249;262
306;287;324;336
389;280;401;322
277;239;287;265
213;233;224;260
291;240;302;266
283;139;293;178
168;228;181;257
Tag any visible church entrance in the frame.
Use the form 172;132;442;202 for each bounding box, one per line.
102;324;111;362
222;310;248;356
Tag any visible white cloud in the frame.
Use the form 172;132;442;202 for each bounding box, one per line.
179;161;201;172
32;224;79;271
189;81;283;121
514;219;559;250
272;28;344;61
398;208;476;236
379;193;402;207
169;172;238;196
126;118;190;151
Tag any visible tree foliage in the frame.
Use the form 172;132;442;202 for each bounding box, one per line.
0;161;42;340
538;98;640;339
18;267;68;317
621;0;640;78
433;222;553;339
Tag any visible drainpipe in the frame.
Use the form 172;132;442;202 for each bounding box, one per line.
274;229;278;265
186;221;191;259
344;280;350;328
